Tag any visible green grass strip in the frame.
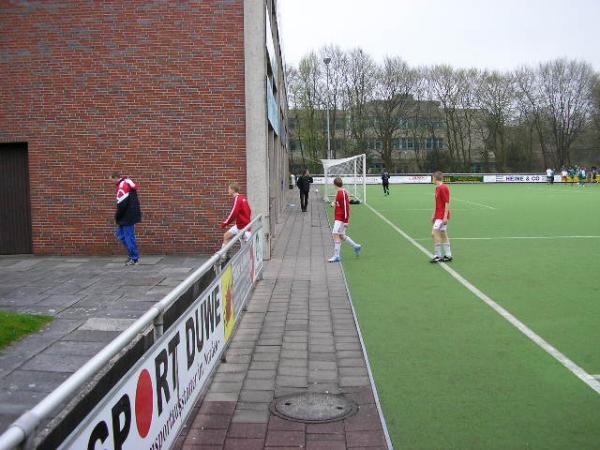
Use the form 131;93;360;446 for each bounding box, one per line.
0;310;53;351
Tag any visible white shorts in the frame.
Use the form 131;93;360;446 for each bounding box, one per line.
432;219;448;232
228;225;251;241
332;220;347;235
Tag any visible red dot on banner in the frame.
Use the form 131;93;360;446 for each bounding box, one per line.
135;369;153;438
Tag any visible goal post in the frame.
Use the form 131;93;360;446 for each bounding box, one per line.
320;154;367;204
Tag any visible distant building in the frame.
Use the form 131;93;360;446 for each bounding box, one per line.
289;96;493;173
0;0;288;257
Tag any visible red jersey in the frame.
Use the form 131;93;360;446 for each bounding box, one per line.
434;183;451;220
334;189;350;224
222;194;252;229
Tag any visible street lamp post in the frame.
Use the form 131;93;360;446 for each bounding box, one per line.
323;57;332;160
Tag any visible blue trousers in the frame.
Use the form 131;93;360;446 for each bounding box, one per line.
116;225;139;262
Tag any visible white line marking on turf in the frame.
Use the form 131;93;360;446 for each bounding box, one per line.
366;203;600;396
421;193;497;210
452;197;497;210
377;208;471;212
593;375;600;380
414;235;600;241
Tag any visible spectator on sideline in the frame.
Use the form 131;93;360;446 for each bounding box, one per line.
109;172;142;265
579;167;587;186
296;169;314;212
561;167;568;184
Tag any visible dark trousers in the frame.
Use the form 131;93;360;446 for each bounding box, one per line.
383;183;390;195
300;190;309;211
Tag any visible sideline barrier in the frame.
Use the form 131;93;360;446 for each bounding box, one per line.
309;173;577;184
0;216;264;450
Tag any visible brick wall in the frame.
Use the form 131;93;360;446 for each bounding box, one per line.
0;0;246;255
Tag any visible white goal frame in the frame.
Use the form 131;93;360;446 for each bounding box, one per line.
321;154;367;204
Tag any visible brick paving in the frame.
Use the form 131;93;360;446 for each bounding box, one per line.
178;194;389;449
0;254;207;431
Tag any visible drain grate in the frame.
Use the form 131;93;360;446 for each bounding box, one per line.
270;392;358;424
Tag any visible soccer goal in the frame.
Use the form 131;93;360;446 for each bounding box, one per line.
321;154;367;204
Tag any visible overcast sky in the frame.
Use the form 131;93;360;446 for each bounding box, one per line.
278;0;600;71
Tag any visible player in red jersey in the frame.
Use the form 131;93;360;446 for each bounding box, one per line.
430;171;452;263
220;182;252;249
329;177;362;263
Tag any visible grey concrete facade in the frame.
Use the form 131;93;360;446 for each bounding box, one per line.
245;0;290;260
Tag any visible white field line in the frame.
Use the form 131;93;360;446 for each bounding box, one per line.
594;375;600;380
376;208;471;212
421;192;497;210
452;197;497;210
366;203;600;396
414;235;600;241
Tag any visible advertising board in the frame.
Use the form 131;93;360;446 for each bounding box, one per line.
55;237;263;450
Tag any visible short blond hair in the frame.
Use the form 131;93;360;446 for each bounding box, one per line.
433;171;443;181
229;182;241;193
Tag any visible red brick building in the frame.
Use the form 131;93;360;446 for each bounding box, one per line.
0;0;288;257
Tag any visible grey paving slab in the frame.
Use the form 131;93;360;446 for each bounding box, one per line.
0;254;208;429
178;193;389;450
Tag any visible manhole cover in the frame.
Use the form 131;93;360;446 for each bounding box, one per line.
270;392;358;423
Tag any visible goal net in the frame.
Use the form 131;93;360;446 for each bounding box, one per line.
321;154;367;204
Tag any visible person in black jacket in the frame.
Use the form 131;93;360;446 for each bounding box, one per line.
110;172;142;265
296;169;314;212
382;170;390;196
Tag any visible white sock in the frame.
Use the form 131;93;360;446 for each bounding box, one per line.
443;243;452;257
434;244;442;257
344;235;359;248
334;242;341;257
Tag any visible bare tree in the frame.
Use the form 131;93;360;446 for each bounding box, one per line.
475;70;516;171
590;76;600;142
370;57;415;170
429;66;478;170
344;48;376;156
409;68;443;171
516;59;597;168
287;48;599;174
293;51;326;171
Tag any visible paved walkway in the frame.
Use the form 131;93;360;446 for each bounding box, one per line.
178;195;389;449
0;254;207;431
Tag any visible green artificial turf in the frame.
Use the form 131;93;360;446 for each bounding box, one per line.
0;310;53;351
339;183;600;449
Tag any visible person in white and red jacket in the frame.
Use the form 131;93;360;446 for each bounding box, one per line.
329;177;362;263
109;171;142;265
220;182;252;248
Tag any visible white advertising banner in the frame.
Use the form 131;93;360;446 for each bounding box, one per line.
58;237;263;450
312;175;431;185
61;282;225;450
311;174;559;184
491;174;548;183
391;175;432;184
